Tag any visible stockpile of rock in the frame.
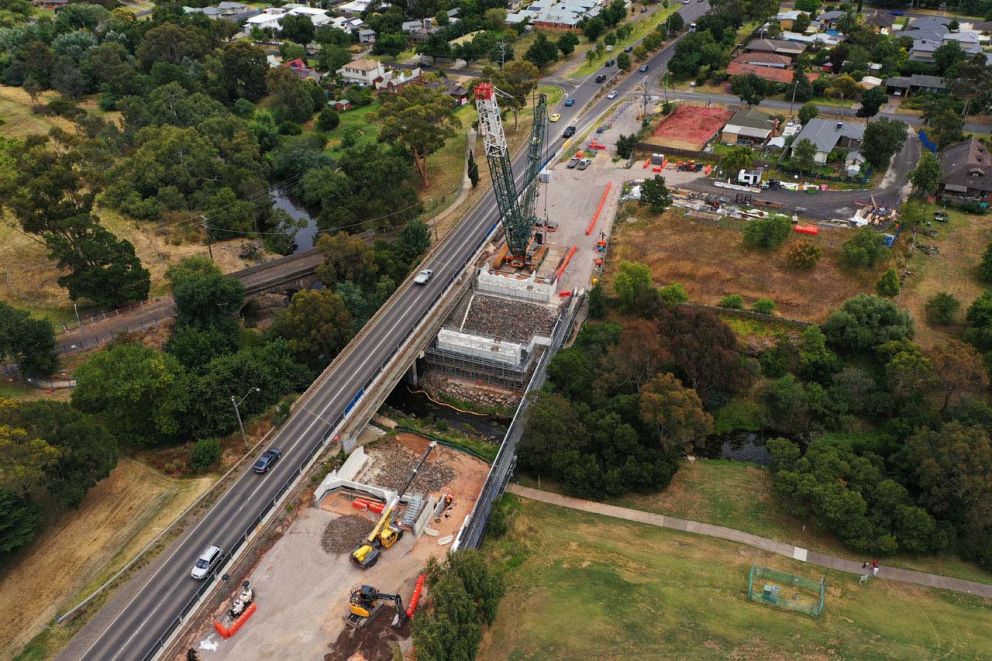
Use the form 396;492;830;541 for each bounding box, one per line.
362;441;454;495
321;515;376;554
461;295;559;343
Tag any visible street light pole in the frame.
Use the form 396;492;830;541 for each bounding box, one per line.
231;387;260;450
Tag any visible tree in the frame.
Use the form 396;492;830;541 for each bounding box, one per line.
823;294;913;353
0;303;57;377
930;340;989;412
885;344;936;401
419;33;452;61
639;175;672;213
857;86;887;118
583;17;606;42
667;12;684;32
602;0;626;26
172;269;245;332
615;134;638;159
965;291;992;351
730;73;770;105
926;108;964;150
617;51;631;71
280;14;316;45
934;41;966;74
212;42;268;103
266;67;315;124
786;240;822;270
910;151;941;198
52;224;151;308
72;343;188;446
524;32;559;68
925;292;960;326
166;325;240;371
798;102;819;124
317;108;340;132
841;227;887;268
315;232;379;287
720;145;754;178
795;0;820;12
376;83;461;185
793;12;811;32
557;32;579;56
467;150;480;188
741;214;792;249
829;74;862;100
876;268;900;297
316;45;351;73
613;261;654;312
0;488;42;554
639;372;713;454
491;60;540;130
268;290;354;370
189;438;221;472
373;32;407;58
791;138;817;174
861;117;907;169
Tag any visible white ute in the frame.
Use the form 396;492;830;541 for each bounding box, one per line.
413;269;434;285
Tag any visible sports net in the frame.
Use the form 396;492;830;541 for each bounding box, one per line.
746;566;826;618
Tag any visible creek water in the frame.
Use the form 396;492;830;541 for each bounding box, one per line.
385;384;509;443
270;187;319;253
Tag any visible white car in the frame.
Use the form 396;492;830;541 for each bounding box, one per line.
413;269;434;285
607;90;618;99
191;545;223;580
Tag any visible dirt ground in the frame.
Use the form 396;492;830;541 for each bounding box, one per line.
189;433;488;661
898;209;991;349
610;210;883;322
0;459;212;657
647;105;734;152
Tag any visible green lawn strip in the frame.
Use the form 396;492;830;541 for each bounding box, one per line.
324;102;381;158
569;5;682;80
482;498;992;660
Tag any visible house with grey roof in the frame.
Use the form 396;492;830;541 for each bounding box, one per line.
815;9;846;30
939;138;992;202
791;118;866;164
865;11;896;31
183;1;260;23
884;74;947;97
745;38;806;59
721;108;777;146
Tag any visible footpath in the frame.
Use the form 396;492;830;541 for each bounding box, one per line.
508;484;992;599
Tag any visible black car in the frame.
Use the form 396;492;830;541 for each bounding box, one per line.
253;448;283;474
596;73;607;83
563;126;576;138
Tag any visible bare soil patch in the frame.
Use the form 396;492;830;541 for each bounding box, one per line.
325;613;410;661
610;211;881;322
647;105;733;152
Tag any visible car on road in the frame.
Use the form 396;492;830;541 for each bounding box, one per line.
595;73;607;83
934;211;949;222
413;269;434;284
549;112;561;122
564;96;575;106
639;64;649;72
624;45;634;53
253;448;282;474
576;158;592;170
607;90;618;99
191;545;223;580
563;125;576;138
567;157;581;168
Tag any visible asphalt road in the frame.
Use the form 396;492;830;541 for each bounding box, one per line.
59;8;710;659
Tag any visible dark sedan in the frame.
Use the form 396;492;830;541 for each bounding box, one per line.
253;448;283;474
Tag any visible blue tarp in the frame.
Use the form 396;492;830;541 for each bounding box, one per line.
919;129;938;153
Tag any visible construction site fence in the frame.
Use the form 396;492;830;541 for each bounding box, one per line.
138;189;505;661
455;291;583;551
746;566;826;618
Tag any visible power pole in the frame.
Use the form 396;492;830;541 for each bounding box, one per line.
201;215;214;262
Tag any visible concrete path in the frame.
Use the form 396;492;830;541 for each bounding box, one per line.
508;484;992;599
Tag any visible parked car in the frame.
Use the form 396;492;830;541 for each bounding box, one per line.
934;211;949;222
563;125;576;138
567;157;581;168
564;97;575;106
413;269;434;285
604;59;615;67
639;64;649;72
253;448;282;474
624;45;634;53
607;90;618;99
191;545;223;580
549;112;561;122
576;158;592;170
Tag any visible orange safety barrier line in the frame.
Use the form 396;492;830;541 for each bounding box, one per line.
214;603;257;639
406;573;426;619
585;182;612;236
555;245;578;280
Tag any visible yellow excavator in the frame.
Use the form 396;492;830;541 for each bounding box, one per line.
350;441;436;569
345;584;407;628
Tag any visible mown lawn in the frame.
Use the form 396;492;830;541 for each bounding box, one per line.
481;497;992;660
570;4;682;79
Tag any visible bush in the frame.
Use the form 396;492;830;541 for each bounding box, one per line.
719;294;744;309
659;282;688;306
841;227;887;268
753;298;776;315
925;292;960;326
317;107;340;131
278;121;303;135
786;240;822;270
741;215;792;249
189;438;222;473
876;268;900;297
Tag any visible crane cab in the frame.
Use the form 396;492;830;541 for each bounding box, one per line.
379;525;403;549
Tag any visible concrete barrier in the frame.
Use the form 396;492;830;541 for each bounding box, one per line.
414;495;438;537
336;446;368;482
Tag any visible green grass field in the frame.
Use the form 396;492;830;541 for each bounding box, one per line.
570;5;681;79
481;497;992;660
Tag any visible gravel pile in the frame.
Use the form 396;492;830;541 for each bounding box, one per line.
321;515;375;554
461;295;559;343
364;442;454;495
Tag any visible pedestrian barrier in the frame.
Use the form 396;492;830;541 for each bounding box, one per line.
406;574;426;619
585;183;612;236
213;603;257;639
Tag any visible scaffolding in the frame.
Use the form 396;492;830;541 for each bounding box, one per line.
424;324;552;390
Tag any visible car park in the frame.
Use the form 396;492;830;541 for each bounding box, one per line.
549;112;561;122
564;97;575;106
563;126;576;138
607;90;618;99
639;64;649;72
253;448;282;474
191;545;223;580
576;158;592;170
413;269;434;284
566;157;581;168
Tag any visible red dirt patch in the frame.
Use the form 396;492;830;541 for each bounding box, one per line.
650;105;734;152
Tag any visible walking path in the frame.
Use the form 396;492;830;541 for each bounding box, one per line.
508;484;992;599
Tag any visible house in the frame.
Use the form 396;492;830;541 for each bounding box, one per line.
337;58;386;86
358;28;377;43
283;58;321;81
721;108;776;146
845;151;866;178
780;31;845;47
506;0;601;30
865;11;897;32
337;0;385;17
744;38;806;60
288;6;333;27
939;137;992;202
245;7;288;31
815;9;846;31
32;0;68;9
860;75;883;89
727;52;817;85
376;67;421;92
183;1;260;23
884;74;947;97
426;77;470;105
791;118;866;164
732;52;792;69
401;18;437;41
942;30;983;55
775;10;805;31
328;99;353;112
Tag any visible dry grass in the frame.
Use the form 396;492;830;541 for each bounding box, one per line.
0;85;73;139
897;207;991;350
0;459;212;657
609;210;883;322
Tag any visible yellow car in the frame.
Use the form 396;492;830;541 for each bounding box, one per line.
549;113;561;122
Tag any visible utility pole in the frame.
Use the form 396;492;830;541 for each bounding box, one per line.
789;74;799;117
231;387;260;450
201;215;214;262
496;40;507;69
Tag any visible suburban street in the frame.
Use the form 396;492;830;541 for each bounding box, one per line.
57;6;710;658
